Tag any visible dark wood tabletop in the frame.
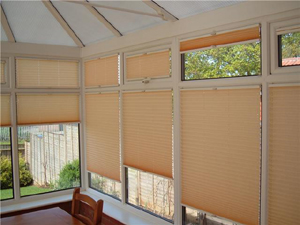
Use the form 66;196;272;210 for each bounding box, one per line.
0;207;85;225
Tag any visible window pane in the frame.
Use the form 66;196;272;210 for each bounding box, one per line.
279;31;300;67
89;172;121;200
183;41;261;80
0;127;13;200
184;206;235;225
127;168;174;221
18;124;80;197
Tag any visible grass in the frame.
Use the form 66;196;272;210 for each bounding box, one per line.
0;140;25;145
0;185;53;200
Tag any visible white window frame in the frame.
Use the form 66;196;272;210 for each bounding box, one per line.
270;17;300;75
1;57;10;88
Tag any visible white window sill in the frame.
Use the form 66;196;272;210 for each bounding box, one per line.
0;189;172;225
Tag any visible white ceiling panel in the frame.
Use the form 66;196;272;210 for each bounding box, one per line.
1;25;9;42
52;1;115;46
155;1;243;19
92;1;165;34
1;0;77;46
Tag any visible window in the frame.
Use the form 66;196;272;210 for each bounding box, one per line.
16;58;79;88
126;168;174;221
180;87;261;225
85;54;119;87
278;31;300;67
183;206;234;225
125;49;171;81
17;124;80;197
89;172;121;200
1;60;7;84
181;26;261;80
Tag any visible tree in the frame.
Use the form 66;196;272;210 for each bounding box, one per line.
184;42;261;80
56;159;80;189
281;32;300;58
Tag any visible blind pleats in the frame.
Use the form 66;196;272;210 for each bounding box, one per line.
268;86;300;225
181;88;261;225
17;94;80;125
180;26;260;52
1;95;11;126
85;55;119;87
16;58;79;88
123;91;173;178
126;50;170;80
1;61;5;84
85;93;120;182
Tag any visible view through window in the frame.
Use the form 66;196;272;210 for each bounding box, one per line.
17;124;80;197
279;31;300;67
0;127;13;200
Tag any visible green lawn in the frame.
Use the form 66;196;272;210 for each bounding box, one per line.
0;186;53;200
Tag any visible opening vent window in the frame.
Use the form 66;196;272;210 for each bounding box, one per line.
181;26;261;80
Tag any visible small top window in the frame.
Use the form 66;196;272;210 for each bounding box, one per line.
181;26;261;80
278;27;300;67
1;60;7;84
125;49;171;81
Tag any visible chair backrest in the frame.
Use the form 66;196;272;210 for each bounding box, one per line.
71;188;104;225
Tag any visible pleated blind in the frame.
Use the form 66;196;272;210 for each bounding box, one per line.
1;61;6;84
85;55;119;87
268;86;300;225
123;90;173;178
17;94;80;125
16;58;79;88
126;50;170;80
181;88;261;225
85;93;120;181
1;95;11;126
180;26;260;52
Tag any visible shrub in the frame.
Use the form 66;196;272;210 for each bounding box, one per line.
0;156;33;189
56;159;80;189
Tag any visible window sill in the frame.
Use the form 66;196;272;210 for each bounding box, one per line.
0;189;172;225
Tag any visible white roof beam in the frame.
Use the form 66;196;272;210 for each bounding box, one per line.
142;0;178;22
84;5;122;37
59;0;164;19
42;0;84;47
1;5;16;42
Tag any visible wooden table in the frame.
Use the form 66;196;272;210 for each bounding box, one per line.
0;207;85;225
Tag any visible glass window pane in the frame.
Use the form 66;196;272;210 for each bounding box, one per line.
183;41;261;80
279;31;300;67
126;168;174;222
0;127;13;200
89;172;121;200
17;124;80;197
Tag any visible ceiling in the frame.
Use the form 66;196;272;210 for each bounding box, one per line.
0;0;243;47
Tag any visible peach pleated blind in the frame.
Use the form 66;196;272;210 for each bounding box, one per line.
85;93;120;181
180;26;260;52
85;55;119;87
181;88;261;225
16;58;79;88
123;90;173;178
17;94;79;125
1;95;11;126
126;50;170;80
1;61;5;84
268;86;300;225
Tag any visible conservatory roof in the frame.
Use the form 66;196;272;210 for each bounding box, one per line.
0;0;243;47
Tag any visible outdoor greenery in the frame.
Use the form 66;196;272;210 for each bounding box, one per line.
184;41;261;80
281;31;300;58
1;186;53;200
56;159;80;189
0;156;33;189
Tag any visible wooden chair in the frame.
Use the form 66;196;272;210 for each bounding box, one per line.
71;188;104;225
